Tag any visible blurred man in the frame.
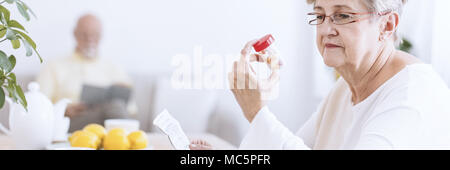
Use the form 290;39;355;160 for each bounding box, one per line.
37;14;136;131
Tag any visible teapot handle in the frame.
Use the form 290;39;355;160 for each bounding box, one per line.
0;98;13;135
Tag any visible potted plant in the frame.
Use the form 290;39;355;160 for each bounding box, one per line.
398;38;413;53
0;0;41;110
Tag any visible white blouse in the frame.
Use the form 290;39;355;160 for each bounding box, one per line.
240;64;450;150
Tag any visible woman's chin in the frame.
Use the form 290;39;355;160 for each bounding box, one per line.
323;61;338;68
322;55;344;68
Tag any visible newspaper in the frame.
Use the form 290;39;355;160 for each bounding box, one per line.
80;84;131;105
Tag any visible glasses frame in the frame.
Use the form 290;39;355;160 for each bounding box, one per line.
307;10;392;25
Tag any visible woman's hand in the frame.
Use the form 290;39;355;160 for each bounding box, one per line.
228;40;281;123
189;139;213;150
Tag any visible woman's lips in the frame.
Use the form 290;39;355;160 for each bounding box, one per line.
325;43;342;48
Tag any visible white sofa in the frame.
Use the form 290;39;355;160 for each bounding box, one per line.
0;72;249;146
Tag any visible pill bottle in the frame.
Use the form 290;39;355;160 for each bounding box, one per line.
252;34;281;70
251;34;281;100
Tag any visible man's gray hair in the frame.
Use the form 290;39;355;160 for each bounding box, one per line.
307;0;407;45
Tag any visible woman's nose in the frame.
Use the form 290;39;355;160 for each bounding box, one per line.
318;18;338;37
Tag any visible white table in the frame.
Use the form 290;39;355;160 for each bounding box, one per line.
0;133;237;150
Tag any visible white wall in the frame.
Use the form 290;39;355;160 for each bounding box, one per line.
431;0;450;86
399;0;450;87
398;0;435;62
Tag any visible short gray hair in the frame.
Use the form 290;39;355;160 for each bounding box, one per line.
307;0;407;45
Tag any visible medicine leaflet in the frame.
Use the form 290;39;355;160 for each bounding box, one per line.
153;109;191;150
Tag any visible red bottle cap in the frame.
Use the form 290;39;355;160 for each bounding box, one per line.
253;34;275;52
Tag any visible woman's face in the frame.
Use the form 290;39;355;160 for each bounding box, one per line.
315;0;382;68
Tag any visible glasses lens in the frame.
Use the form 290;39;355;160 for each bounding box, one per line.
333;13;355;25
307;14;323;25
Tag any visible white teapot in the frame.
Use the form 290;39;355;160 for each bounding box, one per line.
0;82;71;149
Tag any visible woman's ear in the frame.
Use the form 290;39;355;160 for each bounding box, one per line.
379;12;400;41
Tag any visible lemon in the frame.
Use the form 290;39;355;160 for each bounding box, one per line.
103;128;130;150
70;131;99;149
69;130;84;143
128;130;148;150
83;124;106;147
83;124;106;139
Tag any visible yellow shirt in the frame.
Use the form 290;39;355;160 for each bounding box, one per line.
36;52;132;103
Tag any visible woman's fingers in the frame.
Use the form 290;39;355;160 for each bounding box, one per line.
189;140;213;150
249;54;265;63
189;144;212;150
229;60;278;90
267;70;280;87
240;39;258;61
229;60;259;90
229;39;281;91
230;61;239;89
258;69;280;92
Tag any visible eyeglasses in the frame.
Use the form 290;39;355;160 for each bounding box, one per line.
307;10;392;25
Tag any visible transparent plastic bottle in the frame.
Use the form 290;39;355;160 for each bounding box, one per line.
252;34;281;71
251;34;281;100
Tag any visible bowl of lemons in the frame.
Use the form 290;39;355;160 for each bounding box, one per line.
46;124;151;150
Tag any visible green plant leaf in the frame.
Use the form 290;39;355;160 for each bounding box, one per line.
8;55;15;72
11;39;20;49
35;49;42;63
0;25;6;38
14;83;26;109
0;50;12;72
5;0;17;4
4;76;24;110
399;38;412;53
4;73;27;111
8;20;26;32
16;30;42;62
6;83;15;101
0;87;4;109
0;5;10;23
14;29;34;48
16;2;29;21
18;1;35;18
5;28;16;40
0;69;4;85
20;38;32;56
7;72;15;82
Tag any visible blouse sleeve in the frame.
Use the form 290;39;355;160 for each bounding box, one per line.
239;106;312;150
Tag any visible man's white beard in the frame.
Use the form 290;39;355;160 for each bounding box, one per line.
81;46;98;59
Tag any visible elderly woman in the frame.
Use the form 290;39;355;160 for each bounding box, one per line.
190;0;450;150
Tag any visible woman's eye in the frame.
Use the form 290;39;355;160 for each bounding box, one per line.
336;13;351;19
316;15;324;19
